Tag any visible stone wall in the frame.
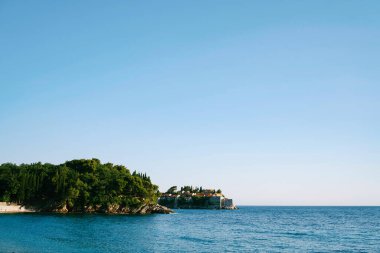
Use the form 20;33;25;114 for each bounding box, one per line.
158;196;227;209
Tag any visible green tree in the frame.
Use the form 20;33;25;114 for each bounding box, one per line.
0;159;160;212
166;186;177;194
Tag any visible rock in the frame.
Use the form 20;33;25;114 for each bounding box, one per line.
106;204;120;213
85;205;96;213
129;204;173;214
138;204;150;214
53;204;68;213
48;202;173;215
120;207;130;213
223;205;238;210
151;204;173;214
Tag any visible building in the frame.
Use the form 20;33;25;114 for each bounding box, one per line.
158;194;236;210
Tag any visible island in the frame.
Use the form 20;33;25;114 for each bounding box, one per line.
0;159;171;214
158;186;237;209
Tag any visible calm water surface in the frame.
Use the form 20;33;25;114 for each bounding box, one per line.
0;206;379;252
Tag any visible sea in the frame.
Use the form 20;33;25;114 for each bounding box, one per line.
0;206;379;252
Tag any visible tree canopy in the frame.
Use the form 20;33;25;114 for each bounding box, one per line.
165;186;222;195
0;159;159;212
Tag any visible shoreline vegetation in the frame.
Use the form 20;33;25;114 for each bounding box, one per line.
0;159;171;214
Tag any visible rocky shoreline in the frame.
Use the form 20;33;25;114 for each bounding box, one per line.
52;203;173;214
223;205;238;210
0;202;35;213
0;202;173;215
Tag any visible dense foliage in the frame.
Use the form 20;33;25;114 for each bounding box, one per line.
0;159;159;212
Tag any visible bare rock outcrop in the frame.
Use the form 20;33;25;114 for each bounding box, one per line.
129;204;173;214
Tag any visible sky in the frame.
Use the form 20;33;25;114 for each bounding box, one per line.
1;1;379;205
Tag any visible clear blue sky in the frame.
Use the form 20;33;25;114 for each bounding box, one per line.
1;1;379;205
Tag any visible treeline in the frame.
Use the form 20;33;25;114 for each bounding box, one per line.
0;159;158;212
165;186;222;194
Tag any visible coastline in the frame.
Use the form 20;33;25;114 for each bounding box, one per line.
0;202;171;214
0;202;35;213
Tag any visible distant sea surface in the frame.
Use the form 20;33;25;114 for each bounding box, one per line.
0;206;379;252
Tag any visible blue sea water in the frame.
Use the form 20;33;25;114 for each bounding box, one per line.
0;206;379;252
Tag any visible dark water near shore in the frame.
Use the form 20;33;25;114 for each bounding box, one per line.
0;206;379;252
